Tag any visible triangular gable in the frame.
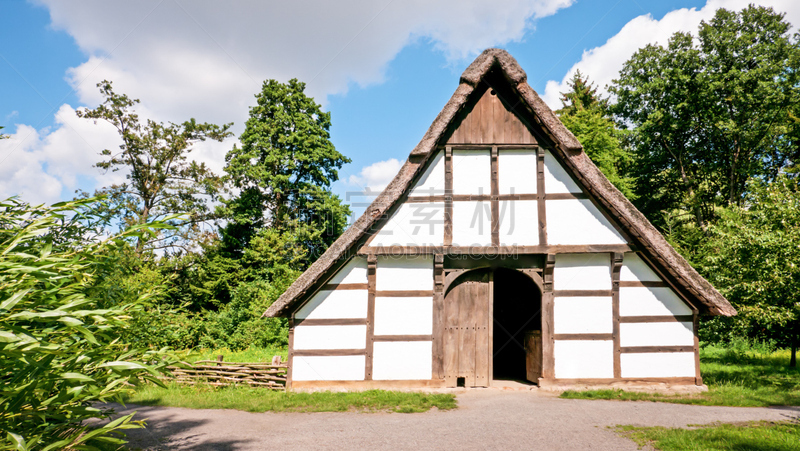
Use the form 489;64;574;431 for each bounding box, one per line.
264;48;735;318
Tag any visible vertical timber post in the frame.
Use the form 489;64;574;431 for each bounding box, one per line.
444;146;453;247
490;146;499;246
540;254;556;381
286;317;294;391
365;255;377;380
693;311;703;385
433;254;445;379
536;146;547;245
611;252;623;379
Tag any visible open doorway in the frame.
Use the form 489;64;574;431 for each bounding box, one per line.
492;268;542;383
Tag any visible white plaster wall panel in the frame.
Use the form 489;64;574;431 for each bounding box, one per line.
621;352;695;378
376;255;433;291
621;253;661;282
410;151;445;197
452;150;491;195
498;200;539;245
498;149;537;194
370;202;444;247
554;297;613;334
295;290;368;320
547;199;627;245
374;297;433;335
620;322;694;347
544;150;582;193
293;325;366;350
619;287;693;317
554;254;612;290
452;201;493;246
554;340;614;379
328;257;368;284
292;356;366;381
373;341;433;380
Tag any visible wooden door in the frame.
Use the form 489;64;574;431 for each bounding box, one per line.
444;269;490;387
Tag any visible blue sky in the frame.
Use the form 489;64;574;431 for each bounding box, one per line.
1;0;797;218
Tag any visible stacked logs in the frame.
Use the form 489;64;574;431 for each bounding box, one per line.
165;355;288;390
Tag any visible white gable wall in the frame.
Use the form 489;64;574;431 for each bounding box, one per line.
452;149;491;195
410;151;445;197
498;149;537;194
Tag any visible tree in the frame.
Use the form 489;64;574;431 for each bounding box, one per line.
0;198;177;449
77;81;233;255
695;176;800;367
556;71;636;198
610;5;800;229
221;79;350;268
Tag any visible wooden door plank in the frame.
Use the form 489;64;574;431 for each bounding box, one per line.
444;278;459;387
475;272;490;387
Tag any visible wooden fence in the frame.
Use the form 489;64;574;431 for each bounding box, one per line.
165;355;288;390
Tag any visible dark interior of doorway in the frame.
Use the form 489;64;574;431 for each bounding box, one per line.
492;268;541;382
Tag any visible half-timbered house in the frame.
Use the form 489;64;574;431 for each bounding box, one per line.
263;48;736;390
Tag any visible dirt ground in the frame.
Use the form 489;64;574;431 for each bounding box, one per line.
111;390;800;450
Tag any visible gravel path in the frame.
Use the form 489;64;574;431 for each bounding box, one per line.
111;390;800;450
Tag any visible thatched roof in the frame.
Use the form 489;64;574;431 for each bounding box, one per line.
264;48;736;318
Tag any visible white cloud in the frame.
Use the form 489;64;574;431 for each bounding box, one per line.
541;0;800;108
5;0;575;205
0;105;121;204
348;158;403;191
36;0;575;126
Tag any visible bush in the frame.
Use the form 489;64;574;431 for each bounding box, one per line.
0;199;177;450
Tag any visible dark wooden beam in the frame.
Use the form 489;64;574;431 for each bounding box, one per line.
619;315;694;323
293;349;366;357
374;290;434;297
491;146;500;246
553;333;614;341
537;147;547;245
619;281;669;288
373;335;434;342
612;252;623;379
295;318;367;326
444;146;453;246
541;254;556;379
365;255;377;380
553;290;614;297
619;346;695;353
432;254;444;379
321;283;369;291
358;244;634;256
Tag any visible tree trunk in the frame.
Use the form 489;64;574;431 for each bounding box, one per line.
791;339;797;368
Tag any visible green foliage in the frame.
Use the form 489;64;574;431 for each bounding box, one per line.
77;80;233;255
693;176;800;364
556;71;636;198
0;198;178;450
610;5;800;228
560;343;800;407
221;79;350;267
126;385;457;413
616;422;800;451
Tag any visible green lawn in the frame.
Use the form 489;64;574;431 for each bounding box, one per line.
615;422;800;451
560;345;800;407
123;383;457;413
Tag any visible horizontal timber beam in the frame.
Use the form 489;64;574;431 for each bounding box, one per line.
372;334;433;342
292;349;366;357
321;283;369;291
553;333;613;341
358;244;633;256
619;315;694;323
404;193;588;203
553;290;613;297
620;346;694;353
294;318;367;326
619;281;669;288
375;290;434;297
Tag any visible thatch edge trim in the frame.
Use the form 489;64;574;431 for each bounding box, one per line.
264;48;735;318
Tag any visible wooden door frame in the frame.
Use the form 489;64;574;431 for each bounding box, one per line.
442;265;545;387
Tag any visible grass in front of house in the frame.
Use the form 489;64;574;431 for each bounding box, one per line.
124;383;457;413
615;422;800;451
178;346;289;364
560;345;800;407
